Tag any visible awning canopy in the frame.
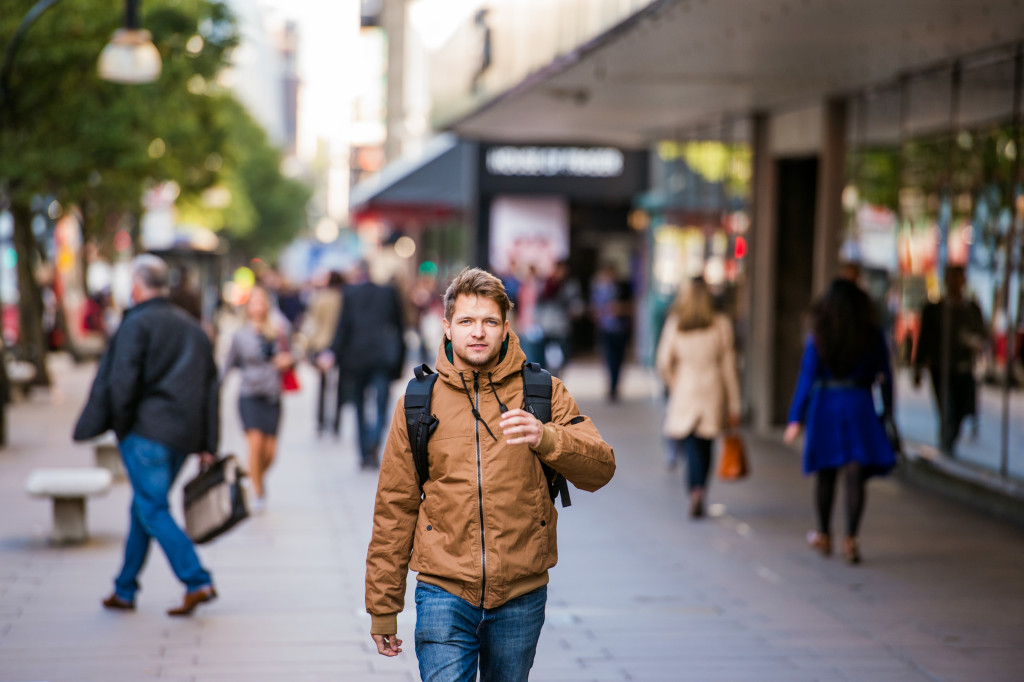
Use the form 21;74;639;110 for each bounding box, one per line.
447;0;1024;147
350;134;470;214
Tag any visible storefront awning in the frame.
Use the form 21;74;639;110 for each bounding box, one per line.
350;134;470;214
445;0;1024;147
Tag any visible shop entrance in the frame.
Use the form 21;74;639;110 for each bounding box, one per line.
771;157;818;424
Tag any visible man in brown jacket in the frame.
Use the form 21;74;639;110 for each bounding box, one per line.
366;267;615;681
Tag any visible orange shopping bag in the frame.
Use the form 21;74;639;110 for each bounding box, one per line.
717;433;748;480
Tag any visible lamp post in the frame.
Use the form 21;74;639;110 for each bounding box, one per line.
97;0;162;84
0;0;162;446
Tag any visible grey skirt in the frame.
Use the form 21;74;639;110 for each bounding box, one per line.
239;395;281;435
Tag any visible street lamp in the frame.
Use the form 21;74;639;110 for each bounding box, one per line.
1;0;161;108
97;1;162;84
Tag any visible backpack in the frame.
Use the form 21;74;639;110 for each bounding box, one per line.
404;361;572;507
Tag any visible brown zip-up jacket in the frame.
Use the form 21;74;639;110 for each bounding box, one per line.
365;330;616;635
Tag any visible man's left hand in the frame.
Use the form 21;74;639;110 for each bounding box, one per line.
500;408;544;448
199;451;217;468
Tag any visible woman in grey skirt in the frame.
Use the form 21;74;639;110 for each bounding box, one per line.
223;285;294;511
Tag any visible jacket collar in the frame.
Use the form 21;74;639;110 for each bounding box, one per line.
435;328;526;388
125;296;169;317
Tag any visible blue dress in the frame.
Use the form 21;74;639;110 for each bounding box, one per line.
787;331;896;476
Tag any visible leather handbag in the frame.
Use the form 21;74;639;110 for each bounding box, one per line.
718;433;749;480
281;367;300;392
183;455;249;544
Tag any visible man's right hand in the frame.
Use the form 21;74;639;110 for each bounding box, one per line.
372;634;403;657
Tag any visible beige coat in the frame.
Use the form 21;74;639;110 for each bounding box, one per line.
656;313;741;440
302;287;342;353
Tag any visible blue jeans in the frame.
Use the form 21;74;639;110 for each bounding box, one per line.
415;582;547;682
353;369;392;464
670;433;713;491
114;434;212;602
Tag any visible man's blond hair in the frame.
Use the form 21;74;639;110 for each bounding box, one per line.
443;267;513;322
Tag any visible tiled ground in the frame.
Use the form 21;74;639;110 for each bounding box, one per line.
0;353;1022;681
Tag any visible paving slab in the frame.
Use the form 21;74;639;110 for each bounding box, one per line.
0;353;1022;681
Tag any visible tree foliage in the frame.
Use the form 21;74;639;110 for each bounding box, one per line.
0;0;311;387
1;0;239;215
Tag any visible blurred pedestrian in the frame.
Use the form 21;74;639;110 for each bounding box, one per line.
784;278;897;565
276;278;306;328
321;261;405;469
302;270;344;436
88;255;220;616
656;278;741;518
409;270;443;365
913;265;987;456
222;285;295;512
590;264;633;401
169;266;202;321
535;260;584;375
365;267;616;679
517;264;545;365
81;288;111;341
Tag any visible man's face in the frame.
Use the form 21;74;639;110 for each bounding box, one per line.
442;294;509;371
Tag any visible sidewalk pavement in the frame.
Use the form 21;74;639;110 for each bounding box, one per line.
1;353;1022;682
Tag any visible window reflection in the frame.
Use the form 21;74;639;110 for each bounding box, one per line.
845;49;1023;479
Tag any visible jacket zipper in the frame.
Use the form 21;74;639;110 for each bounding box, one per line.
473;372;487;607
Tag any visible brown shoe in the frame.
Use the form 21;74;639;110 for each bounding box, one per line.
842;537;861;565
101;594;135;611
167;585;217;617
806;530;832;557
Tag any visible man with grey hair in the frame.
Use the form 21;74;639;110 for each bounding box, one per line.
81;254;221;616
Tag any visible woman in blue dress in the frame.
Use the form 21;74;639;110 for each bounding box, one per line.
784;278;896;564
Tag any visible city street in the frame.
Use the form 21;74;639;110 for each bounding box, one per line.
1;353;1022;681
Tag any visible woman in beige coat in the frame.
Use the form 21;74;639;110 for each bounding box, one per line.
656;278;741;517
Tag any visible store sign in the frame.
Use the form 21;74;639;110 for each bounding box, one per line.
485;146;624;178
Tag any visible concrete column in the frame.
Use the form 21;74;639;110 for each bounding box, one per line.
812;98;848;295
747;113;778;432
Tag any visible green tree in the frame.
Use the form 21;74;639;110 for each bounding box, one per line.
0;0;238;383
178;95;312;259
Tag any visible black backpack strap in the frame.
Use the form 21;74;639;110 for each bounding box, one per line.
521;362;571;507
404;364;439;497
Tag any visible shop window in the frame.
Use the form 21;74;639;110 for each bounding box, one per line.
881;52;1024;480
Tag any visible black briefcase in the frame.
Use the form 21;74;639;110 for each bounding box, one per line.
183;455;249;544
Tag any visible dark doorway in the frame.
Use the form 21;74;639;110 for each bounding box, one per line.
772;157;818;424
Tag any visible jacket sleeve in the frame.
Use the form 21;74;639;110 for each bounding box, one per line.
718;316;742;418
532;378;615;492
787;337;820;424
655;315;677;385
73;339;116;442
365;396;421;635
108;317;146;438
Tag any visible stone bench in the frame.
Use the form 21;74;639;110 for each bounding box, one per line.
93;442;126;481
26;468;113;544
6;360;36;402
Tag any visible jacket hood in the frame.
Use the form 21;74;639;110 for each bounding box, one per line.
435;327;527;388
